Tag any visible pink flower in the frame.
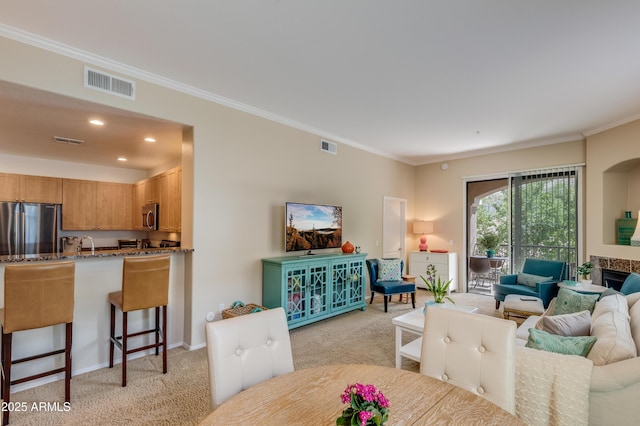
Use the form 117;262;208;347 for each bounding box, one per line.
375;390;389;408
339;383;389;425
358;410;373;425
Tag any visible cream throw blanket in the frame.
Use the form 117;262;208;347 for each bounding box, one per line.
515;346;593;426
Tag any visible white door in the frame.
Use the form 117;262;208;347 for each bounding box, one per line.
383;196;406;264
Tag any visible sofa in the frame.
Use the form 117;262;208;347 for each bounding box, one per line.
514;272;640;426
494;258;568;309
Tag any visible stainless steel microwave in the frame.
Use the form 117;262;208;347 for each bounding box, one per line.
142;203;158;230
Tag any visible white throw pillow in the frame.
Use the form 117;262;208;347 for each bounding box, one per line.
629;298;640;355
540;310;591;336
588;306;637;366
592;294;629;322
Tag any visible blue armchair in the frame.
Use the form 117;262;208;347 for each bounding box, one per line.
493;258;568;309
366;259;416;312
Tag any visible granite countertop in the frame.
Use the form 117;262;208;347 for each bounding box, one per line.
0;247;193;263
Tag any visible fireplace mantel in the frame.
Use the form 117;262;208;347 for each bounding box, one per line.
589;255;640;286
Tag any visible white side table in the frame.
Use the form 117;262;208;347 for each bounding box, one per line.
391;303;478;369
558;280;607;294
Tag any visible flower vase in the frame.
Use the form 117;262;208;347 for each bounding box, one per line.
486;249;495;258
423;301;436;314
342;241;355;253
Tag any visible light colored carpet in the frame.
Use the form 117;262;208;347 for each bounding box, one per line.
6;290;502;425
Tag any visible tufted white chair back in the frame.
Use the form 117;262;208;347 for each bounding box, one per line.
420;306;517;414
205;307;294;409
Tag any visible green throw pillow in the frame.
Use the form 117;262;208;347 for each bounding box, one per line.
553;287;599;315
517;272;553;287
377;258;402;281
526;328;597;356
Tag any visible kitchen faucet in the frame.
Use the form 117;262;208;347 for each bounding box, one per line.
79;235;95;255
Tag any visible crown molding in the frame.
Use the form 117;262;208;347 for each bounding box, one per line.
0;23;409;164
582;112;640;137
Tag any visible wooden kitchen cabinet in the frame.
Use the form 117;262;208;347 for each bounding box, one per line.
158;167;181;232
132;167;181;233
96;182;133;230
62;179;132;230
132;180;146;230
0;172;62;203
62;179;96;229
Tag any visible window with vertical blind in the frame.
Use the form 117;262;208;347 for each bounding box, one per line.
509;165;581;275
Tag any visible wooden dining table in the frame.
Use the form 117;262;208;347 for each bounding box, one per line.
198;364;525;425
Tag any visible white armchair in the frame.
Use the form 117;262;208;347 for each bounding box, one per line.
204;307;294;409
420;306;517;414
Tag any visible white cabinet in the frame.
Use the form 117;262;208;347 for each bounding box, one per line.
409;251;458;293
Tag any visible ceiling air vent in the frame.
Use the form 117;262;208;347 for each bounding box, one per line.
84;66;136;100
320;139;337;155
54;136;85;146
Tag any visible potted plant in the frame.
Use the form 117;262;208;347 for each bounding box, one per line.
576;261;594;284
478;231;500;258
421;273;455;304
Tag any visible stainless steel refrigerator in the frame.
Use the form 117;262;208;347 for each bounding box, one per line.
0;202;59;256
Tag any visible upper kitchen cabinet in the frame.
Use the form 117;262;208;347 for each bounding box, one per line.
158;167;181;232
0;173;63;203
96;182;133;230
133;167;181;233
62;179;133;230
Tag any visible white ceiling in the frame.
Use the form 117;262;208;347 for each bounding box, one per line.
2;1;640;167
0;80;184;170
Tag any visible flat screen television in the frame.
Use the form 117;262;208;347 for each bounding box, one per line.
285;202;342;252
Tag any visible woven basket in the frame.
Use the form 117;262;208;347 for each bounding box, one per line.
222;303;268;319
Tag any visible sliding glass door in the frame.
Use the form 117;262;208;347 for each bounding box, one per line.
509;166;580;275
467;165;582;292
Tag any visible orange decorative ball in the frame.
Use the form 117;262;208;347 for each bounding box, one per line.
341;241;355;253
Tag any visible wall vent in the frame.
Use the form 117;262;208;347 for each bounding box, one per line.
320;139;337;155
54;136;85;146
84;66;136;100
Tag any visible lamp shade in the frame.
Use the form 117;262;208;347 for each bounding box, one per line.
631;210;640;246
413;221;434;234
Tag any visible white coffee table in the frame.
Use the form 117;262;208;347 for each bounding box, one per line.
392;303;478;369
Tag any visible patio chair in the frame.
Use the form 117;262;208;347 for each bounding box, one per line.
469;256;492;288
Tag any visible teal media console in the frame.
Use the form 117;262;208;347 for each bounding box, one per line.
262;253;367;329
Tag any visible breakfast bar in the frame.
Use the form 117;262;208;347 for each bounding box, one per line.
0;247;191;393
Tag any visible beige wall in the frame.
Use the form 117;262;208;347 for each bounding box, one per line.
586;119;640;261
0;37;415;347
414;140;586;288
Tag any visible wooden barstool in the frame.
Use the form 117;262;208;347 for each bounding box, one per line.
1;261;75;426
108;255;170;387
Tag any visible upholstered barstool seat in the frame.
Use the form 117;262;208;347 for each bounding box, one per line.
1;261;75;426
109;255;170;387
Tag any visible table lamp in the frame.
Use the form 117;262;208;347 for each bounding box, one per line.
413;221;434;251
631;210;640;246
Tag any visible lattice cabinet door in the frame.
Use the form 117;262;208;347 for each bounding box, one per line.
285;265;308;324
262;253;367;329
347;259;365;306
308;263;329;318
331;261;350;311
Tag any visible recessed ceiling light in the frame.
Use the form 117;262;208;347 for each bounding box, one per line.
144;137;156;142
89;119;104;126
117;157;127;162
